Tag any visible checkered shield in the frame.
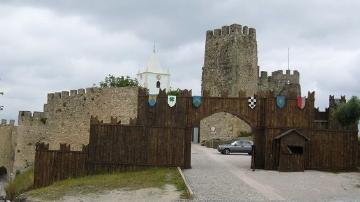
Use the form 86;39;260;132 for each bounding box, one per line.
248;96;256;109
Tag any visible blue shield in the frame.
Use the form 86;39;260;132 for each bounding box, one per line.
148;94;157;107
276;96;286;109
192;96;202;108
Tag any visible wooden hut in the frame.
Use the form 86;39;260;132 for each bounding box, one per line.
274;129;310;171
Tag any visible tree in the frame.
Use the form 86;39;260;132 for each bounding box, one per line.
99;75;139;88
167;88;183;96
334;96;360;127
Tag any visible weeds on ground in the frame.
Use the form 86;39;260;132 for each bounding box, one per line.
25;167;189;200
237;131;253;138
5;168;34;201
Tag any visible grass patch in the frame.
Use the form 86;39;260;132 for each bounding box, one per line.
25;167;189;201
5;168;34;201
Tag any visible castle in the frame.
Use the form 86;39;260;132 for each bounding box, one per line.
1;23;304;176
199;24;301;142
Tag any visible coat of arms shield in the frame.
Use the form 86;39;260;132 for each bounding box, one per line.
168;95;176;107
297;96;306;110
276;96;286;109
148;94;157;107
192;96;202;108
248;96;256;109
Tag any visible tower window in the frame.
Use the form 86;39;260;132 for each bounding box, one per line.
156;81;161;88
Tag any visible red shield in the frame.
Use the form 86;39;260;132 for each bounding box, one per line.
297;96;306;110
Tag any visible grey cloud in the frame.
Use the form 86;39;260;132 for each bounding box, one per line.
0;0;360;120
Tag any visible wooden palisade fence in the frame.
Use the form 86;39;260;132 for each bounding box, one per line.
33;117;191;188
33;143;87;188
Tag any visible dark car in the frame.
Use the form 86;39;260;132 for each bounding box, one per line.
217;140;253;155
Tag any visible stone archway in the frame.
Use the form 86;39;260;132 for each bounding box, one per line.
0;166;7;179
199;112;253;144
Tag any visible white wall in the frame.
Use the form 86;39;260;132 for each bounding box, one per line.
138;72;170;94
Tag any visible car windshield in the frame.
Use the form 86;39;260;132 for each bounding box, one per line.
231;141;237;146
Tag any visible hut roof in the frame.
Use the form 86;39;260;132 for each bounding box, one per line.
274;129;310;141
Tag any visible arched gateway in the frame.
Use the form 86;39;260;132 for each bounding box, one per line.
0;166;7;179
135;88;358;171
199;112;252;144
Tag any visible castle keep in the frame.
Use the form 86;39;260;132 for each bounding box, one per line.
202;24;301;97
202;24;258;97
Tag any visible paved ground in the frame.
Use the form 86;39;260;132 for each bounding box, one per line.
182;144;360;202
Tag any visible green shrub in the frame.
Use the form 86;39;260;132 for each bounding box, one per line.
5;168;34;201
167;88;183;96
99;75;139;88
237;131;253;138
334;96;360;127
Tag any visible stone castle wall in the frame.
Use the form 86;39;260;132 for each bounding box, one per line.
258;70;301;96
201;24;258;97
14;87;139;171
0;120;17;177
200;112;251;143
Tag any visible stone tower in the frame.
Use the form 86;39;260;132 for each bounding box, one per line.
201;24;258;97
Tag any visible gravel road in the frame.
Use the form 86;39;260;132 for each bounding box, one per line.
182;144;360;202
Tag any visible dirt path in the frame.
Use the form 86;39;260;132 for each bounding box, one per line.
27;184;181;202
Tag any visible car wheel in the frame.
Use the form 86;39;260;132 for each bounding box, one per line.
224;149;230;155
248;152;252;155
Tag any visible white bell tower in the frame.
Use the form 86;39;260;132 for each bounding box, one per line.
137;47;170;94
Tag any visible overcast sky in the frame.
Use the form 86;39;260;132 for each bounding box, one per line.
0;0;360;121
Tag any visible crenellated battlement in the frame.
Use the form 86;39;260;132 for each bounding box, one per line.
0;119;15;126
47;87;101;102
259;70;300;83
206;24;256;40
258;69;301;97
329;95;346;107
18;111;47;125
19;86;139;127
269;69;299;78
